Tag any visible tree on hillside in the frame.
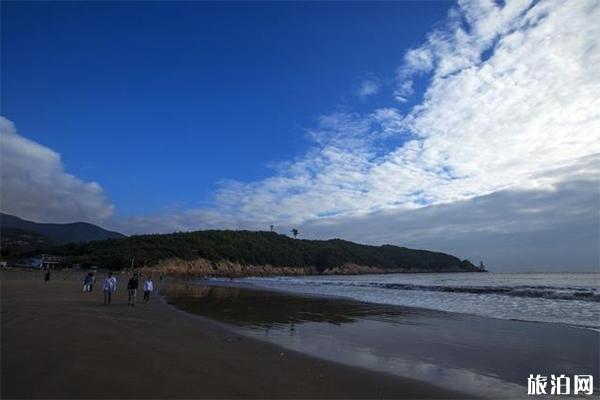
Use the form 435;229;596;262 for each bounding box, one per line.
291;228;299;238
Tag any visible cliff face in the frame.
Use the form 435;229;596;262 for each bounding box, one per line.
143;257;480;278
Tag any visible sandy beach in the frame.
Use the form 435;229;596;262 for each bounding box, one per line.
1;270;460;399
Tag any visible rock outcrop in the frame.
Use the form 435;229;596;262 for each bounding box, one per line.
142;257;477;278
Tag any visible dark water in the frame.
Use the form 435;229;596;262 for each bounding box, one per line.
163;282;599;398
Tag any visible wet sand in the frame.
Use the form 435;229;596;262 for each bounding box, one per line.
162;282;600;398
1;270;460;399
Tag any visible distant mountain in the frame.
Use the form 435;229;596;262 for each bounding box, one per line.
0;213;125;247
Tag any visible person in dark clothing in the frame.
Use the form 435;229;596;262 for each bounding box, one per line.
44;269;50;282
89;272;96;291
127;273;139;307
83;273;93;292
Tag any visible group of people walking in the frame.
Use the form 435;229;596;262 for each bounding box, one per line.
123;272;154;306
83;271;154;306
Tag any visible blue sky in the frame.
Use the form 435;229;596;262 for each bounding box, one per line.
1;0;599;270
2;1;447;216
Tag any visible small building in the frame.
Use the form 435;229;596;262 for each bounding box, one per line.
40;254;66;269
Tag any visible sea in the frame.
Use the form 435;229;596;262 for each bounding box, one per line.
235;272;600;330
165;271;600;397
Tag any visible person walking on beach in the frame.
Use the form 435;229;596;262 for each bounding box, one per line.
89;272;96;291
143;276;154;303
127;273;139;307
83;272;93;292
102;272;117;305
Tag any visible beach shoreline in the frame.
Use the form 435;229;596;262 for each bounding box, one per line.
1;270;462;399
162;279;600;398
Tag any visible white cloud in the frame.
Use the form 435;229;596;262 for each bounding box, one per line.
198;0;600;226
0;117;114;223
356;79;381;97
399;0;600;197
397;0;536;83
4;0;598;271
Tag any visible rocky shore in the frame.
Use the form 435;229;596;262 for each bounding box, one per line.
143;257;480;278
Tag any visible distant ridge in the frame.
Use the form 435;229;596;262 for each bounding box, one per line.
51;230;480;275
0;214;480;275
0;213;125;245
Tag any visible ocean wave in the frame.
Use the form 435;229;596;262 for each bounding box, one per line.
240;277;600;302
374;283;600;302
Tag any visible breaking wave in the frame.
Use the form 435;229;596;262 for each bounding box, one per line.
241;277;600;302
372;282;599;302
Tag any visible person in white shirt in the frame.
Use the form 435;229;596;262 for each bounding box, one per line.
143;277;154;303
102;272;117;305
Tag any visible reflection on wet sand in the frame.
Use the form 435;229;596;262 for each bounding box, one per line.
162;282;421;328
163;282;599;398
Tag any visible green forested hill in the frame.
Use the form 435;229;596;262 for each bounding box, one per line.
49;230;478;272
